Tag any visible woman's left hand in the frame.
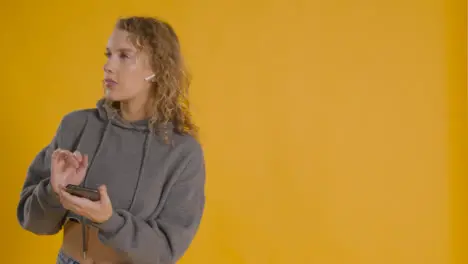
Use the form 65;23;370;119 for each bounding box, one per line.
58;185;113;224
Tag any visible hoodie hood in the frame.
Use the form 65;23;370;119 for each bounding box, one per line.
96;98;150;132
95;98;175;135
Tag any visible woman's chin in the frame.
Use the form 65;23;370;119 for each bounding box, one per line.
104;90;120;101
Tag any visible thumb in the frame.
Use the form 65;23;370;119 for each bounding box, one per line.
98;185;111;204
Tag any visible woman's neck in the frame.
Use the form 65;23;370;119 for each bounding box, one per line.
119;99;151;122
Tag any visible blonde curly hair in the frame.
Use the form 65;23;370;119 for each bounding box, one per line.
105;16;198;140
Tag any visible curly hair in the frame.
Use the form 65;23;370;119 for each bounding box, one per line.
105;16;198;140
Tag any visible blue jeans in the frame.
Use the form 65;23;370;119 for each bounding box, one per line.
56;250;79;264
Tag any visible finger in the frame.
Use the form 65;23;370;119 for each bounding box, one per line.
60;189;85;209
58;151;77;168
58;189;77;210
59;196;73;210
59;191;88;216
82;154;89;167
66;153;81;168
51;149;62;170
73;151;83;163
51;148;62;160
59;184;72;195
56;150;67;161
77;154;89;175
98;185;111;204
53;150;68;169
63;188;97;208
59;152;79;170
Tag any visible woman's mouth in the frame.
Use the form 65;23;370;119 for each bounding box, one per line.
104;78;118;88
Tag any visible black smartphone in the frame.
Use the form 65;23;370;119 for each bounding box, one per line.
65;184;100;201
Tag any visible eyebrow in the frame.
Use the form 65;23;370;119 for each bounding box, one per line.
106;47;135;53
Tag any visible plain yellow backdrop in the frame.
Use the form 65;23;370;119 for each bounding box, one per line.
1;0;466;263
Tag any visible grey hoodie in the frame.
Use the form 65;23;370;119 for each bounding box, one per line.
17;99;206;264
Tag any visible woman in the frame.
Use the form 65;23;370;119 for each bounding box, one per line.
16;16;205;264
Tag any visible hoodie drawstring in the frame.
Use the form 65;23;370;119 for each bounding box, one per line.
81;217;88;259
79;122;153;259
127;132;152;210
80;122;111;259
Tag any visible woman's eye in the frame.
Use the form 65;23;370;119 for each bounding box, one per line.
104;52;111;58
120;53;130;59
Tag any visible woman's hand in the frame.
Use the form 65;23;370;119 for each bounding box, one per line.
58;185;113;224
50;149;88;194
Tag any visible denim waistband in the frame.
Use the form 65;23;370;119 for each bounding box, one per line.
57;250;80;264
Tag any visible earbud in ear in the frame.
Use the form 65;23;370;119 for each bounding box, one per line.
144;74;156;81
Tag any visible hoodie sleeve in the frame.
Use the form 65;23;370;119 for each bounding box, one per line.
94;141;206;264
16;111;87;235
16;122;67;235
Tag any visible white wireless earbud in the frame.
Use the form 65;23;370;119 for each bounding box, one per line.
144;74;155;81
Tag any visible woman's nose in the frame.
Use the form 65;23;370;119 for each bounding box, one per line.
103;62;114;73
103;57;118;73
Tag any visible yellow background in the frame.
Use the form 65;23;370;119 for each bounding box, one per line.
1;0;466;263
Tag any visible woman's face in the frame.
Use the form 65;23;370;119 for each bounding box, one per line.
103;28;154;102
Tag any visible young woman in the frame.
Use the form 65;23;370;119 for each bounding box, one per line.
16;16;205;264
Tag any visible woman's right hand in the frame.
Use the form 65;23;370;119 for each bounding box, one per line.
50;149;89;194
